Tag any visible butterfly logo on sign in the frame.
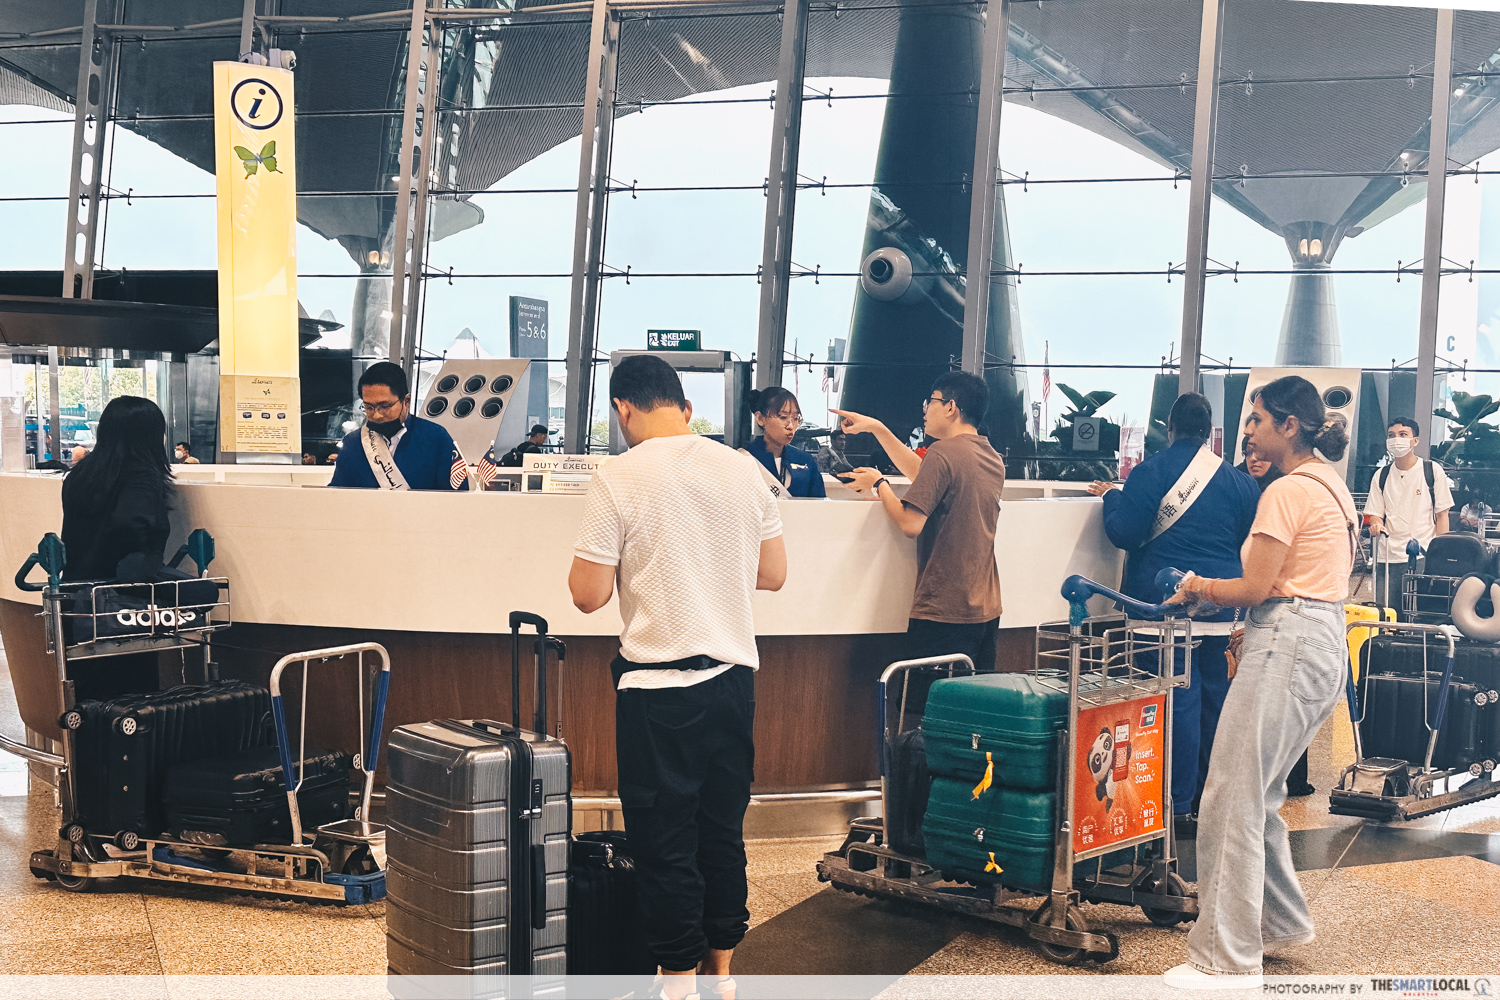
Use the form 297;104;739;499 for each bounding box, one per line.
233;141;281;178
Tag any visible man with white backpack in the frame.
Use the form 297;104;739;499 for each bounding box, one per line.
1364;417;1453;612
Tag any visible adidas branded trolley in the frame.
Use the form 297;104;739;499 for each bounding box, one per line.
818;574;1199;965
16;531;389;904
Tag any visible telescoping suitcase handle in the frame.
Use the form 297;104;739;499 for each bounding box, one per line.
509;611;566;738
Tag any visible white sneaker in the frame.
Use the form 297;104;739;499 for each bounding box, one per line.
1163;963;1264;990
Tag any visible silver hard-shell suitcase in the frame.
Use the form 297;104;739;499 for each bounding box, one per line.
385;612;570;978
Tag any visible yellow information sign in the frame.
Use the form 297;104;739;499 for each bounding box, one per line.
213;61;300;455
220;375;299;454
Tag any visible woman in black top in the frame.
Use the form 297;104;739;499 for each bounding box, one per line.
61;396;174;700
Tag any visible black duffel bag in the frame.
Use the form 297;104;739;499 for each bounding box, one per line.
62;563;220;645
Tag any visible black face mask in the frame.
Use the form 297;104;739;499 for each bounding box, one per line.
367;415;404;439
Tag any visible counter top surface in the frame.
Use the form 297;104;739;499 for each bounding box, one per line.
0;472;1123;634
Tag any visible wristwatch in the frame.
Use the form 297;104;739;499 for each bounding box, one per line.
873;477;890;493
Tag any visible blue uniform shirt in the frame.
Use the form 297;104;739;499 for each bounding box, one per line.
1100;439;1259;619
745;437;826;498
329;415;469;491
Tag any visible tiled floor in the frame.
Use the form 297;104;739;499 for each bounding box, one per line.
1;636;1498;978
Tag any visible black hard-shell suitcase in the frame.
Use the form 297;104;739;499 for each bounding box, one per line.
566;830;656;976
1360;673;1485;771
385;613;570;978
71;681;271;839
886;728;932;857
162;745;351;846
1361;634;1500;690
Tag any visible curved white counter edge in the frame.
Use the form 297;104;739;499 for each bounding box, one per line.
0;472;1124;635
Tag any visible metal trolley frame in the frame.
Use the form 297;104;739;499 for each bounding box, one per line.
14;532;390;904
817;576;1199;965
1331;620;1500;821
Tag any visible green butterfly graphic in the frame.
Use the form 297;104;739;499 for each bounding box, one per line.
233;140;280;178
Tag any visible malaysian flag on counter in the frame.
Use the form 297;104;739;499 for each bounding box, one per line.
476;446;499;490
450;449;470;491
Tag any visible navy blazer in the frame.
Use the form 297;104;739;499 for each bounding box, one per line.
330;415;470;491
745;437;826;498
1100;439;1259;619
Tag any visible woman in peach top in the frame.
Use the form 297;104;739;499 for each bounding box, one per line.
1162;375;1356;991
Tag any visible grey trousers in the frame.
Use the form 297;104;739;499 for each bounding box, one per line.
1187;597;1346;976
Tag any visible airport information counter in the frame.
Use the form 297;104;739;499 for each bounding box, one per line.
0;468;1123;831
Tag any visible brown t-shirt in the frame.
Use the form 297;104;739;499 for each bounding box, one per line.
901;433;1006;623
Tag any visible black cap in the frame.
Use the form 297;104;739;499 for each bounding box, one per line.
530;424;549;436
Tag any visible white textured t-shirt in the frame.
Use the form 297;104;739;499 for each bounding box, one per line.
573;434;784;689
1363;461;1454;562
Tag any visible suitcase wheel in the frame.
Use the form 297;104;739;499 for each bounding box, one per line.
113;716;139;737
63;825;85;844
115;831;140;852
59;710;83;731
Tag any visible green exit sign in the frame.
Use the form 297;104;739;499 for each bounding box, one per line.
646;329;701;351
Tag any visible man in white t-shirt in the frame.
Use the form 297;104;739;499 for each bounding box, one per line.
1364;416;1453;611
570;355;786;1000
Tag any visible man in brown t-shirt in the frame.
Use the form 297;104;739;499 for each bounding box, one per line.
836;371;1006;668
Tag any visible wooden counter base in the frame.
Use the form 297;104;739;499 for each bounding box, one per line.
1;600;1035;795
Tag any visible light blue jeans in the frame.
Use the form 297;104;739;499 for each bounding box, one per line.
1187;597;1346;976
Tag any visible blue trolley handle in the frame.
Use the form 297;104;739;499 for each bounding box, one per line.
1060;572;1185;624
270;642;392;843
167;529;216;577
15;533;66;593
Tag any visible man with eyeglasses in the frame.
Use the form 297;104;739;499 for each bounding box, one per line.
330;361;470;491
836;371;1006;668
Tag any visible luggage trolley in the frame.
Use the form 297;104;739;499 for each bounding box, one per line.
818;573;1198;965
1330;620;1500;821
16;532;390;903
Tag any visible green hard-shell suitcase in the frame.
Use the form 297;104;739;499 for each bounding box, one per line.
922;777;1055;892
922;673;1068;790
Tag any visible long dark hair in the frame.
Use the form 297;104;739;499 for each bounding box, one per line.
1253;375;1349;462
66;396;173;511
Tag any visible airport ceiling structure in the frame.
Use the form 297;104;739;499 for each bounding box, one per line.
3;0;1500;266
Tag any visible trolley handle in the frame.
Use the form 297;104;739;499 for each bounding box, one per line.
1343;620;1457;771
15;533;66;593
14;553;44;593
1061;573;1182;624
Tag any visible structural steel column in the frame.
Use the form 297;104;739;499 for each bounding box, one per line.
564;0;620;453
960;0;1009;376
399;22;442;378
389;0;431;380
1176;0;1225;398
238;0;256;58
1416;8;1455;459
754;0;810;390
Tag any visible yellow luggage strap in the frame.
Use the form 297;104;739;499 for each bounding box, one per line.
971;751;994;800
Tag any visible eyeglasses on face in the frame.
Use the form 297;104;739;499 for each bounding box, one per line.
770;409;803;428
361;398;404;415
922;395;953;412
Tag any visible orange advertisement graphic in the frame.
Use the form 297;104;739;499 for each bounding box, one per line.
1073;695;1165;855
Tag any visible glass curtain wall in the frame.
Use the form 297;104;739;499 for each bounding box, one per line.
1203;1;1435;490
419;12;593;448
992;0;1198;478
586;9;782;445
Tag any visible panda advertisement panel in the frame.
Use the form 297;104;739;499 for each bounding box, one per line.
1074;694;1166;854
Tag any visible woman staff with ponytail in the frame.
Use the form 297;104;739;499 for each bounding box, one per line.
1161;375;1356;991
742;387;825;498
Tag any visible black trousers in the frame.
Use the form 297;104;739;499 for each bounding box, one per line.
615;666;756;972
904;617;999;671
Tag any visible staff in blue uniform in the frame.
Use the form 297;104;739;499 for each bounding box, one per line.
1087;393;1259;833
742;387;826;498
330;362;469;491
